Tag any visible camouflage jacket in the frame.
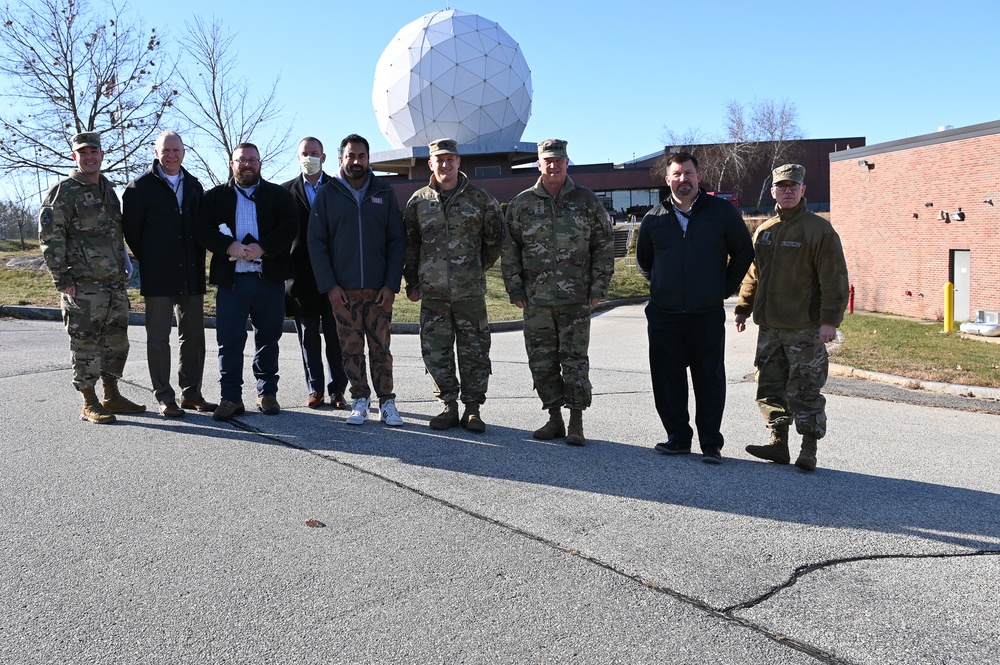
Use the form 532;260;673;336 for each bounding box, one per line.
403;172;504;301
39;171;128;290
502;176;614;306
735;198;849;329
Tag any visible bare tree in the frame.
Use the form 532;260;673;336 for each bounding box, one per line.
174;16;293;185
713;100;758;194
749;98;803;208
0;0;177;185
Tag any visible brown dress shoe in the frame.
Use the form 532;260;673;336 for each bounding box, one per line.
180;397;218;412
331;392;348;409
306;392;324;409
159;402;185;418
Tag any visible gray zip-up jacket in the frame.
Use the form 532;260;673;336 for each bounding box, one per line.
307;170;405;293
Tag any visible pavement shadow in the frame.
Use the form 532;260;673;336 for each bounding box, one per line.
244;408;1000;552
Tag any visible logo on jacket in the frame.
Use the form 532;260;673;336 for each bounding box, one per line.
758;231;772;246
372;196;383;205
780;241;801;248
428;201;439;211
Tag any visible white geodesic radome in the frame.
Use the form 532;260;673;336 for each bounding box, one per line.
372;9;532;149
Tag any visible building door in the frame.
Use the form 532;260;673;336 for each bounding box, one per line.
950;250;971;322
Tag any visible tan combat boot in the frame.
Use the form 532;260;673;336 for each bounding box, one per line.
101;377;146;414
795;435;818;471
745;428;790;464
429;400;460;430
81;388;116;424
460;402;487;433
565;409;587;446
532;407;565;440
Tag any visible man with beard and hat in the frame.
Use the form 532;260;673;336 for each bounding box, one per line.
194;143;297;421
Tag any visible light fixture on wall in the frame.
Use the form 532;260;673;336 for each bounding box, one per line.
924;202;934;207
954;207;965;221
857;159;875;171
984;199;994;206
912;213;918;219
940;210;951;223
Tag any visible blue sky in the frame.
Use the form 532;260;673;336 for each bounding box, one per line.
19;0;1000;187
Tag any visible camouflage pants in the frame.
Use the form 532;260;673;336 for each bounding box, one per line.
61;282;130;391
332;289;394;401
754;325;829;438
420;297;491;404
522;303;592;410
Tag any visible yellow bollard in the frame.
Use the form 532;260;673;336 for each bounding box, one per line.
943;282;954;332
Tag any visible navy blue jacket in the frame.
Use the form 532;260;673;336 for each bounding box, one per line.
307;171;405;293
636;190;754;313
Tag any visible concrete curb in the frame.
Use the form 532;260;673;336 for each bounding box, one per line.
0;296;652;335
828;363;1000;401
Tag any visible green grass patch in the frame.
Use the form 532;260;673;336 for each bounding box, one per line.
833;313;1000;388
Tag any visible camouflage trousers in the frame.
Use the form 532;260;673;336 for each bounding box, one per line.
420;297;491;404
754;325;829;438
60;282;130;391
332;289;394;401
522;303;592;410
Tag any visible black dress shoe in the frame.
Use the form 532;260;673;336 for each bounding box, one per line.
180;397;218;412
159;402;185;418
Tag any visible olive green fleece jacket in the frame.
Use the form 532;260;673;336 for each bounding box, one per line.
735;199;849;329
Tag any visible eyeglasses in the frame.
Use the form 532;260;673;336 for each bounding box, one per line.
773;183;800;192
233;158;261;165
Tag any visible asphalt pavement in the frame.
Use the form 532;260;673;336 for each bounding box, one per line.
1;302;998;664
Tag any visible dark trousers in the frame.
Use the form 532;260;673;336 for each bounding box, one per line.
294;306;347;397
215;274;285;402
144;294;207;404
646;304;727;451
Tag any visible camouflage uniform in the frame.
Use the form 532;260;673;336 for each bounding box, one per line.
502;175;614;410
39;170;131;391
735;185;849;439
404;171;504;404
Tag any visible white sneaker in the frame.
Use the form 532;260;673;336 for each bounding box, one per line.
346;397;369;425
380;399;403;427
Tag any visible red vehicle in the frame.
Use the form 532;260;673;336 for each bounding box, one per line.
708;191;739;208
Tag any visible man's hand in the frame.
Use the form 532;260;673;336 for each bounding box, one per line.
588;297;601;307
513;299;526;309
735;313;747;333
407;288;421;303
327;285;348;307
59;284;76;297
244;243;264;261
226;241;248;260
819;324;837;344
375;286;396;309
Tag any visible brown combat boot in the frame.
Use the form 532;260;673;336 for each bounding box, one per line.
565;409;587;446
429;400;460;430
101;377;146;414
745;428;790;464
795;435;818;471
532;407;565;440
460;402;486;433
80;388;116;424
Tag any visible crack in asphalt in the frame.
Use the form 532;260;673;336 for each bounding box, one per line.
221;417;881;663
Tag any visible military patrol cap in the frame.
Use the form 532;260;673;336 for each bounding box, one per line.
537;138;568;159
71;132;102;151
429;138;459;156
772;163;805;185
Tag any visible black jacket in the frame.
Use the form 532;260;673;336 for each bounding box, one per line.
194;178;298;288
122;161;206;296
636;190;754;314
281;172;332;317
307;171;405;293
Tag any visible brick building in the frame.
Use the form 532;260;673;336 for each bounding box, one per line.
830;120;1000;322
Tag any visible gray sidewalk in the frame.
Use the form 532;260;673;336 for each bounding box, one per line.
1;303;998;664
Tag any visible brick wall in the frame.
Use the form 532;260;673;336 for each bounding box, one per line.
830;122;1000;320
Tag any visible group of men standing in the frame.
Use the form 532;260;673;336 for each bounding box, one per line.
38;129;848;470
38;130;617;448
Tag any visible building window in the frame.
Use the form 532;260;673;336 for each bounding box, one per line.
475;166;502;177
